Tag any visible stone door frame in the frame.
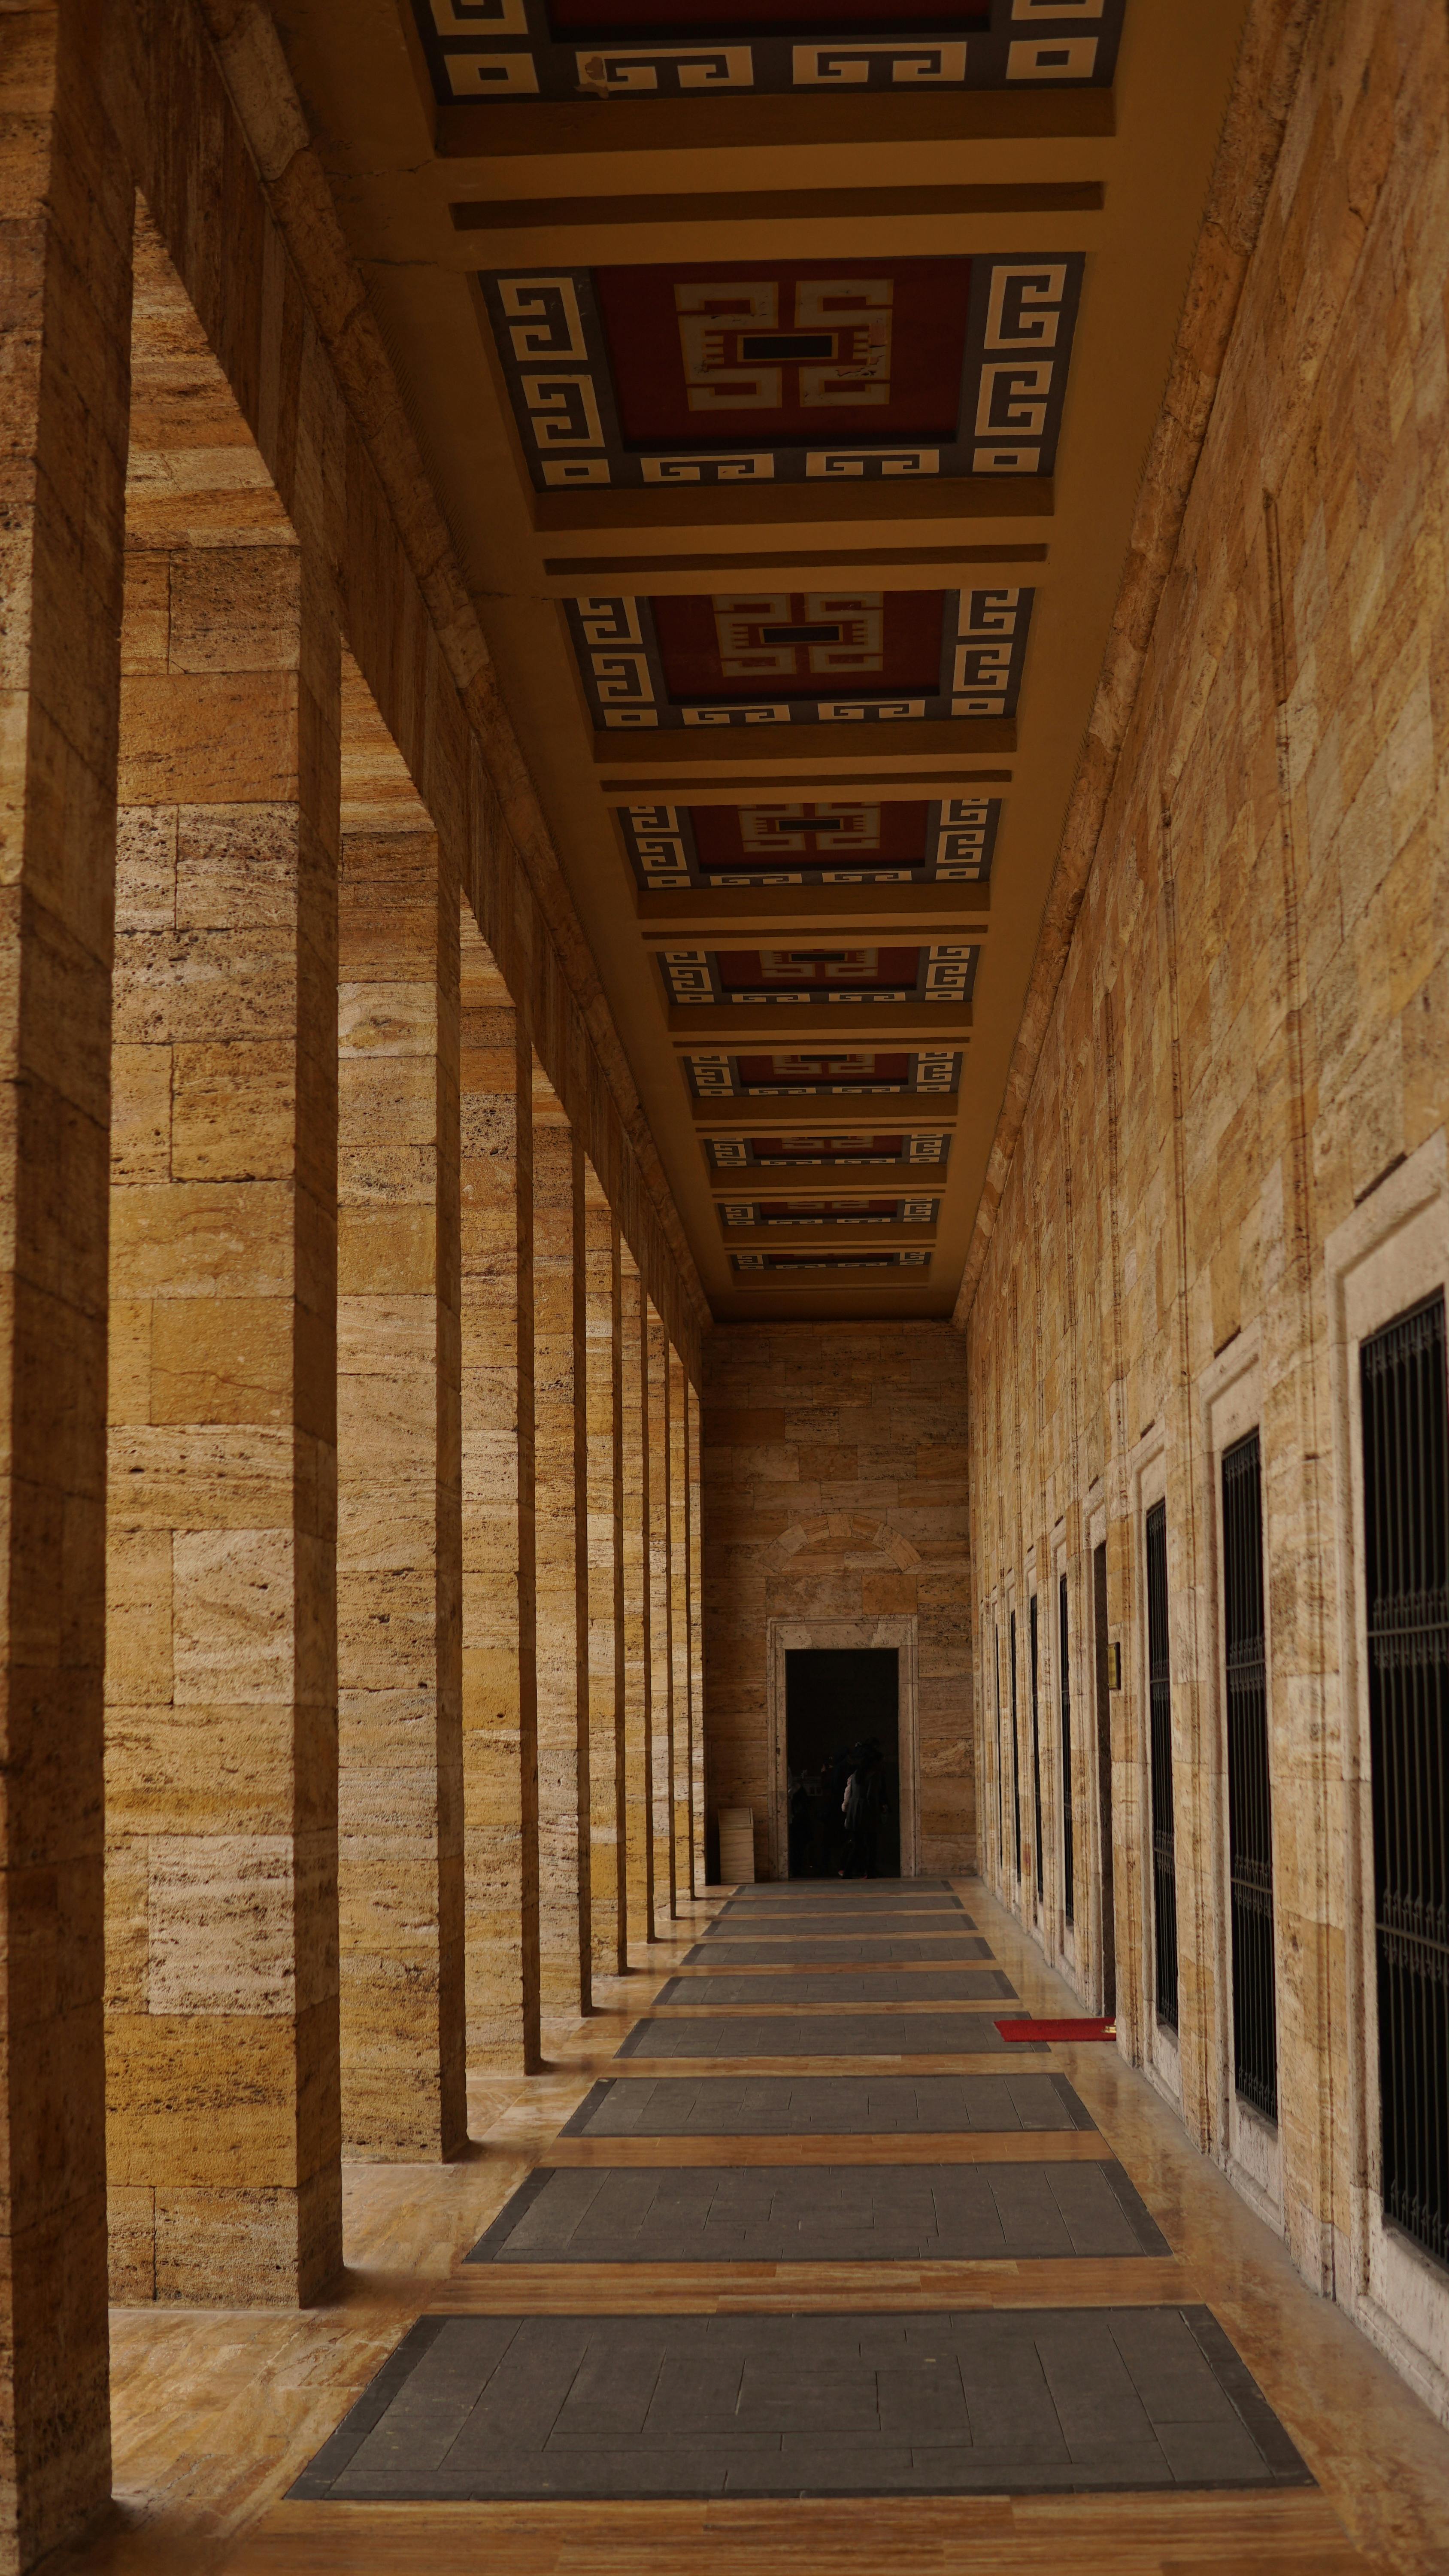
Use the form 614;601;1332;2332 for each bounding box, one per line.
765;1616;921;1882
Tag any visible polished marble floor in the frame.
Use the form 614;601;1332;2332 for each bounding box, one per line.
49;1876;1449;2574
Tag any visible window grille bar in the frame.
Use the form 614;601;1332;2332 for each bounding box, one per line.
1361;1291;1449;2271
994;1620;1004;1876
1029;1593;1044;1905
1093;1540;1116;2018
1009;1607;1022;1885
1145;1499;1179;2029
1222;1428;1277;2122
1060;1569;1075;1927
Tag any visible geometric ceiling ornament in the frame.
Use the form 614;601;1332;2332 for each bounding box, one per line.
479;258;1082;487
705;1133;952;1169
718;1196;942;1227
732;1249;933;1273
658;942;980;1007
683;1047;963;1099
570;588;1033;727
616;797;999;888
414;0;1127;104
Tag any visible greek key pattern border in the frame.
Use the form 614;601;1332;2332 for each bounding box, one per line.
414;0;1125;104
616;796;999;889
480;259;1082;489
571;590;1031;730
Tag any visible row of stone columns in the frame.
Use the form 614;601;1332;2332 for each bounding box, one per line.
0;107;704;2557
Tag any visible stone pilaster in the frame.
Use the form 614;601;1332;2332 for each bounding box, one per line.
687;1379;706;1898
459;903;538;2069
335;668;464;2160
0;0;130;2549
646;1304;675;1925
106;254;343;2303
669;1344;693;1904
619;1250;653;1947
583;1172;625;1976
532;1071;588;2026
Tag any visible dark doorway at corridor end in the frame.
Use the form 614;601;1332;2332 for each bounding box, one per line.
785;1648;901;1880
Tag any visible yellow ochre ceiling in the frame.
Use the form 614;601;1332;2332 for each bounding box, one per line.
273;0;1250;1321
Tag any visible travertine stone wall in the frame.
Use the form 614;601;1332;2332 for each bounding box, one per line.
336;668;464;2162
583;1174;625;1975
646;1306;676;1924
107;227;343;2305
964;0;1449;2402
620;1254;653;1946
0;2;130;2551
532;1072;589;2025
702;1323;973;1882
459;908;539;2068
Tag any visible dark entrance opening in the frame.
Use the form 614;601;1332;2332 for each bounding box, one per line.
785;1648;901;1879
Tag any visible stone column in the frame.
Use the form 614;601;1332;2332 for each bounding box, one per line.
619;1250;654;1948
646;1303;676;1924
687;1378;706;1899
335;669;464;2160
0;1;130;2549
459;904;539;2068
532;1069;589;2027
583;1172;625;1976
669;1344;693;1904
107;458;343;2291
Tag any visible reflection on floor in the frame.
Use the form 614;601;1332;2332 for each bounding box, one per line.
50;1878;1449;2574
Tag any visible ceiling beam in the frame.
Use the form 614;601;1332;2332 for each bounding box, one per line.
436;92;1115;160
452;200;1100;266
722;1221;936;1250
541;543;1047;595
668;1000;971;1045
636;883;991;942
690;1095;959;1134
537;483;1051;538
595;720;1013;778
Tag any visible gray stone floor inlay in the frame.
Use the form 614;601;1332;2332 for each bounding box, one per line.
291;2309;1313;2500
724;1879;953;1897
685;1938;991;1963
706;1913;972;1939
656;1970;1016;2007
464;2159;1169;2265
616;2013;1041;2059
561;2074;1097;2137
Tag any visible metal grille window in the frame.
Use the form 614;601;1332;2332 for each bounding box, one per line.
1029;1594;1044;1904
1145;1500;1179;2029
1361;1291;1449;2270
1222;1430;1277;2121
1009;1607;1022;1884
1060;1570;1075;1927
1093;1540;1116;2017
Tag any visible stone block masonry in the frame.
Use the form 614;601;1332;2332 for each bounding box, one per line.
702;1322;974;1883
964;0;1449;2424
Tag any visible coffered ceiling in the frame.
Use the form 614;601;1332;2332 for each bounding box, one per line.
273;0;1251;1320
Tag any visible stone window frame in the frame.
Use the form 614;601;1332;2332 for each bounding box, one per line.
1128;1426;1182;2107
1197;1326;1285;2236
1085;1486;1111;2020
764;1615;921;1882
1050;1523;1076;1981
979;1582;1003;1904
1326;1122;1449;2421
